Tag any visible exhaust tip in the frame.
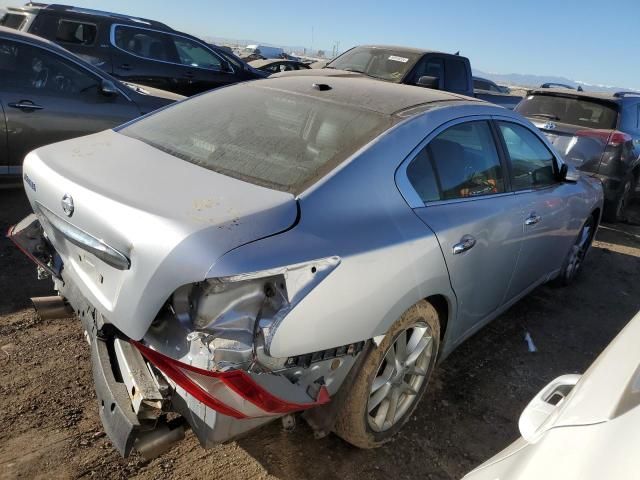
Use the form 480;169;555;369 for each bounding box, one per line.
31;296;74;320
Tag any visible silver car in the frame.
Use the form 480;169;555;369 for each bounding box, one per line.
9;75;603;458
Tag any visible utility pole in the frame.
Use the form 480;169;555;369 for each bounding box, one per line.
311;26;314;54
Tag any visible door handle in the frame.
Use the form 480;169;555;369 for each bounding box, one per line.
8;101;43;111
452;235;476;255
119;64;132;70
525;214;542;225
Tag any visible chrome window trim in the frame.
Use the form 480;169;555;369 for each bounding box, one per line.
395;114;510;209
0;35;133;102
109;23;234;74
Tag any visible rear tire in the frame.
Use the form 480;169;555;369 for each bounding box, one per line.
554;215;596;286
604;178;633;223
334;300;440;448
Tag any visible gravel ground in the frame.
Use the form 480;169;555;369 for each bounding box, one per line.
1;187;639;480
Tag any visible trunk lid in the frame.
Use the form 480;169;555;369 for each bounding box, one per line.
528;118;612;174
22;130;298;339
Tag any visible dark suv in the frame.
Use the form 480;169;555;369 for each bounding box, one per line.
516;89;640;221
6;4;266;96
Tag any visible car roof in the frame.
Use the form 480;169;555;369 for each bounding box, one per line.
355;44;447;56
39;3;172;30
259;75;481;116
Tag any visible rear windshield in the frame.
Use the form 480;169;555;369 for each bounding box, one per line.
0;13;27;29
327;46;422;83
516;93;618;129
120;84;391;193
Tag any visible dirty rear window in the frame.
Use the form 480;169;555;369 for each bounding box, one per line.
120;84;391;193
516;93;618;129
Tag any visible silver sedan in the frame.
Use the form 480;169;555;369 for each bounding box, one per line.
10;75;603;457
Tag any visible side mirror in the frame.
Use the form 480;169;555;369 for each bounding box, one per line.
221;60;233;73
100;79;119;97
558;162;569;181
417;75;440;89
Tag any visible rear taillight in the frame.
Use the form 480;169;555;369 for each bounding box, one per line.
132;341;329;419
575;129;632;146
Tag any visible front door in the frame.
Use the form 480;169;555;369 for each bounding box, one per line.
0;38;140;171
404;120;523;339
496;120;576;299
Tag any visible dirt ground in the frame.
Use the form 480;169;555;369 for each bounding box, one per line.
1;187;639;480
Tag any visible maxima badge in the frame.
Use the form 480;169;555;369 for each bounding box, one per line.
61;194;74;217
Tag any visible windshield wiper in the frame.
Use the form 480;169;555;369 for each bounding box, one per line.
528;113;559;120
342;67;378;79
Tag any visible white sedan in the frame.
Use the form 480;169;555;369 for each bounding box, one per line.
465;311;640;480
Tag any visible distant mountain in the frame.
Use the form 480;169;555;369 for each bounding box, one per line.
474;69;638;94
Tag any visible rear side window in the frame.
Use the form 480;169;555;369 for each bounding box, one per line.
120;83;391;193
444;58;468;93
407;121;505;202
0;13;27;29
56;20;97;45
498;122;557;190
516;94;618;129
113;25;178;63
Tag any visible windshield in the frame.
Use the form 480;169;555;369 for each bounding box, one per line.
327;46;421;83
0;13;27;29
120;83;391;193
516;93;618;129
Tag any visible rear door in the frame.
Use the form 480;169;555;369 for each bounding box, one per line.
110;24;186;93
0;38;141;171
495;119;576;298
401;119;523;338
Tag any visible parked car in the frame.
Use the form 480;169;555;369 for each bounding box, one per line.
3;3;265;96
0;27;183;178
0;4;39;31
9;75;602;458
274;45;523;109
465;310;640;480
249;58;310;74
473;76;510;94
516;88;640;221
244;44;285;59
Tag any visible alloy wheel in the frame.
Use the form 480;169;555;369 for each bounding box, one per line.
564;218;594;281
367;323;433;432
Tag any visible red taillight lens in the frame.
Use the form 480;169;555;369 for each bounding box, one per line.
132;341;329;419
575;129;631;146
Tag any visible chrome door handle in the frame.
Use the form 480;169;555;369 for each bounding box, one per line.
8;101;43;111
525;214;542;225
452;235;476;255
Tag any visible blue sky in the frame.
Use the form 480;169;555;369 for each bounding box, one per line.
3;0;639;89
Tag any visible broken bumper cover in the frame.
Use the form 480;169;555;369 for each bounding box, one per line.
91;335;141;456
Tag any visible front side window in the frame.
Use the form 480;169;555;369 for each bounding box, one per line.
407;121;505;202
0;40;99;94
56;20;97;45
120;83;391;193
172;36;222;70
411;57;444;85
498;122;557;190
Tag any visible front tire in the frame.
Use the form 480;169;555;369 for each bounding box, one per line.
334;300;440;448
